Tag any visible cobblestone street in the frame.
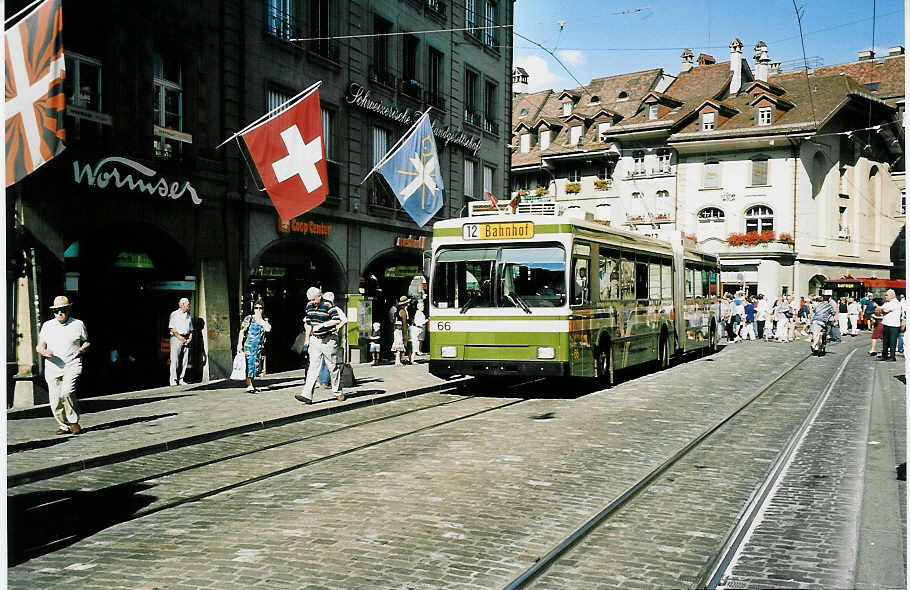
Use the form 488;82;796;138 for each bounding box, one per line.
7;337;906;589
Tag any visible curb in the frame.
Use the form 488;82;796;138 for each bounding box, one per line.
8;376;470;488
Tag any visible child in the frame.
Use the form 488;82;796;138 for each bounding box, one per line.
369;322;381;365
391;320;406;366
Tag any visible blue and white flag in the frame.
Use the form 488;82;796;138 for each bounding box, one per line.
378;113;445;227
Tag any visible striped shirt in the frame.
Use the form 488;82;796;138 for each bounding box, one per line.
305;299;344;336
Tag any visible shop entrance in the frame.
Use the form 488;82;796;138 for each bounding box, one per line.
362;250;426;358
64;223;193;393
248;238;344;373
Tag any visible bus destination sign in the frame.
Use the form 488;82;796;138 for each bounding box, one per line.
462;222;534;240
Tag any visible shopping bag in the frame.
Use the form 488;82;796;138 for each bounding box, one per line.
291;330;308;355
230;352;246;380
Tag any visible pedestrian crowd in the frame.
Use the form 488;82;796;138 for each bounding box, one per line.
717;289;907;360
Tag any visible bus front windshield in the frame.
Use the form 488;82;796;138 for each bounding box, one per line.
431;246;567;311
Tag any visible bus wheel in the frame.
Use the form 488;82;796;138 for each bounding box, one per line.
596;344;614;388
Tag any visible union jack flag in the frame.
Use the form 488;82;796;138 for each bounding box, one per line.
5;0;66;187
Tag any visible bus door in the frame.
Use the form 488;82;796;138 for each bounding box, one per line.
570;242;593;377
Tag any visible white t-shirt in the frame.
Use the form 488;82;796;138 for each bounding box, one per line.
881;298;903;327
168;309;193;336
39;317;88;375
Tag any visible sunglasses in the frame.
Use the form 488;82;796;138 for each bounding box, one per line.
53;309;68;314
254;306;263;309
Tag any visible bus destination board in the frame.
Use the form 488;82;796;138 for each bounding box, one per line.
462;222;534;240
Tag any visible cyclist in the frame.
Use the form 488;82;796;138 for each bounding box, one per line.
809;295;836;353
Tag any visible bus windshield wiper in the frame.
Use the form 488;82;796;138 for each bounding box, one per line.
460;294;477;314
505;292;532;314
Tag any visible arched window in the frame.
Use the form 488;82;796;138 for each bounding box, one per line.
617;90;629;101
698;207;725;221
745;205;773;233
589;95;600;104
519;108;529;118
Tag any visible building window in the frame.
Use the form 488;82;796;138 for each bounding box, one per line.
483;165;494;197
520;133;530;153
464;69;479;126
569;126;582;146
64;52;102;112
464;159;476;198
427;47;444;108
401;35;421;99
483;80;498;134
632;150;645;174
465;0;478;34
631;192;643;199
757;106;772;126
656;190;670;213
751;156;769;186
539;129;551;150
309;0;337;59
562;101;572;117
703;160;720;189
567;168;581;182
702;111;716;131
698;207;725;221
590;95;600;105
745;205;774;233
153;52;183;159
596;164;612;180
648;104;659;120
657;150;671;173
598;121;611;140
617;91;628;101
372;15;393;86
838;206;850;239
483;0;498;47
267;0;296;40
372;126;390;166
321;108;334;160
267;87;292;114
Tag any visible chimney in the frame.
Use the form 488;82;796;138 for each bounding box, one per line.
512;66;529;94
753;40;770;82
729;37;743;95
697;53;716;66
770;62;782;75
858;49;875;61
680;48;694;73
888;45;905;57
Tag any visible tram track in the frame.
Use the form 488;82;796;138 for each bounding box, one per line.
503;347;854;589
10;378;546;564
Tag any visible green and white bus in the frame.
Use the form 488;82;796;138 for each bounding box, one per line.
428;201;720;385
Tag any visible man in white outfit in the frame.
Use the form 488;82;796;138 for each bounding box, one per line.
36;296;89;435
168;297;193;385
847;297;861;336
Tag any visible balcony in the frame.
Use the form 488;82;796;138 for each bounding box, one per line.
482;118;499;135
426;0;446;18
425;91;445;110
369;65;397;89
400;78;423;101
464;110;481;127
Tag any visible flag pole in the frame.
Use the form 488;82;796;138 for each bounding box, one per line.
216;80;323;149
360;106;432;185
4;0;45;27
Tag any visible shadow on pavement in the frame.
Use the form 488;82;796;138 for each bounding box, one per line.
8;395;193;420
187;376;303;392
8;483;158;566
87;413;180;433
7;437;71;455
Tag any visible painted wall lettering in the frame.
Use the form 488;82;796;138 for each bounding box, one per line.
73;157;202;204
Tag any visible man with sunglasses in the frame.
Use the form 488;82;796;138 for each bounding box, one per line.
36;296;89;435
168;297;194;386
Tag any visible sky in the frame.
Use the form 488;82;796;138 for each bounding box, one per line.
512;0;906;92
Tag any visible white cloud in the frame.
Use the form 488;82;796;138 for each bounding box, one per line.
557;49;586;67
515;55;567;93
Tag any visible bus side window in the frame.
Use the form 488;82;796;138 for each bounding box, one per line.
648;261;661;300
635;262;649;300
599;249;619;300
661;261;672;299
572;258;590;305
620;258;635;300
685;267;695;297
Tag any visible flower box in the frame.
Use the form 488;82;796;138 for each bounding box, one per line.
593;179;612;191
534;187;549;196
565;182;581;194
517;189;530;197
726;230;776;247
777;232;794;244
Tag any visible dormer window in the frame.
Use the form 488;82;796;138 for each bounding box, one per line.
589;95;600;104
598;121;611;140
569;125;582;146
520;107;529;118
702;111;716;131
520;133;531;153
562;102;572;116
617;91;629;101
757;106;772;126
539;129;551;150
648;104;659;120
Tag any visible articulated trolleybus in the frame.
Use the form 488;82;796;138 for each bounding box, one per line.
428;200;720;385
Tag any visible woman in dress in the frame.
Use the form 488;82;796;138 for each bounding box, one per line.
237;298;272;393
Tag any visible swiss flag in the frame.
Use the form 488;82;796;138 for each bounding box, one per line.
241;90;328;222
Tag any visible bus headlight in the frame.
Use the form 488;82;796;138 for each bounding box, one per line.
537;346;555;359
440;346;457;358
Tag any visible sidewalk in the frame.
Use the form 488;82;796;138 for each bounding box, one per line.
6;360;467;488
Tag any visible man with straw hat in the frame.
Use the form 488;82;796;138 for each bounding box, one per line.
36;296;89;435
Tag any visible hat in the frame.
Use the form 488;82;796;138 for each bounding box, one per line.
323;292;335;303
306;287;321;299
398;295;410;304
394;320;402;326
49;295;71;310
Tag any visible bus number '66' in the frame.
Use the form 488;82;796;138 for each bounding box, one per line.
436;321;452;331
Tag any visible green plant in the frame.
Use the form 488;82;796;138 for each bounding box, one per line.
534;186;549;196
517;189;530;197
565;182;581;194
593;179;611;190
